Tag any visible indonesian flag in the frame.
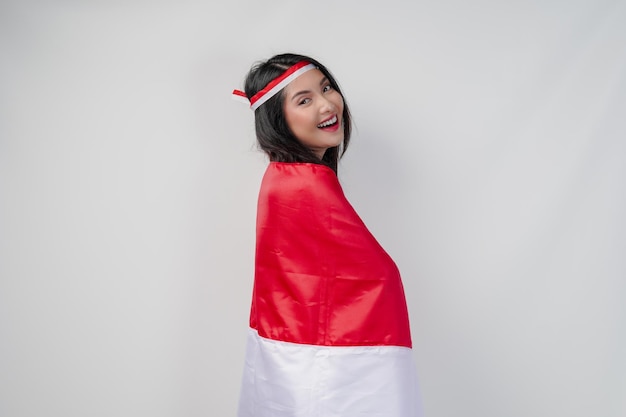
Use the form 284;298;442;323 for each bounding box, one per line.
238;162;422;417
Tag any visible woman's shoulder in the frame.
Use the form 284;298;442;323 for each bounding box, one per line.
267;161;336;177
265;162;337;187
260;162;343;202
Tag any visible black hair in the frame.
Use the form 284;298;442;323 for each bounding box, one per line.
243;53;352;173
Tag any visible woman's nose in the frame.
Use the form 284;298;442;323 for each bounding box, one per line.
319;96;336;113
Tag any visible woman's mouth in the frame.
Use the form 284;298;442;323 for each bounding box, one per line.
317;115;339;130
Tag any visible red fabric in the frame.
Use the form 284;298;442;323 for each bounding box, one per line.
250;162;412;348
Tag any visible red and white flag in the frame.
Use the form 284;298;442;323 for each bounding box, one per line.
238;162;422;417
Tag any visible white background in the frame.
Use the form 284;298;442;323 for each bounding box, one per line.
1;1;625;416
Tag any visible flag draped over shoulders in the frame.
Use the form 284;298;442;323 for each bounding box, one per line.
238;162;421;417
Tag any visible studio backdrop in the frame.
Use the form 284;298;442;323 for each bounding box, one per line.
1;1;624;416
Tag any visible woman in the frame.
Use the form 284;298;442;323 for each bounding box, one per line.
233;53;421;417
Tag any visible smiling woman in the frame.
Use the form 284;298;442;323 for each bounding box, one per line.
234;53;352;173
283;69;345;158
233;53;422;417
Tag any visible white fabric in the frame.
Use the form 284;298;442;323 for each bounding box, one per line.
237;328;422;417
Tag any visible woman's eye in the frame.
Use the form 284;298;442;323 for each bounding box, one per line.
298;98;311;105
323;85;332;93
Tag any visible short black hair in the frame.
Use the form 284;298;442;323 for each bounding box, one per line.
243;53;352;173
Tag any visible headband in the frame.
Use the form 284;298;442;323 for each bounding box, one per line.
232;61;316;111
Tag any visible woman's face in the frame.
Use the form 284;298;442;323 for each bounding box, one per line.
283;69;344;159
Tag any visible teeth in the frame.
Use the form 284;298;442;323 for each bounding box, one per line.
318;116;337;128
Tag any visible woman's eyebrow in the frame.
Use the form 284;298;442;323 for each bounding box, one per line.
290;77;329;101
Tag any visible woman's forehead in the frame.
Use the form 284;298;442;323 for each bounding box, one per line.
284;69;326;93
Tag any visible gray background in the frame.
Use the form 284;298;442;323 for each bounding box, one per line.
1;0;625;416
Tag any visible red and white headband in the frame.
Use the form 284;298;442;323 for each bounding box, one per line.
232;61;316;111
